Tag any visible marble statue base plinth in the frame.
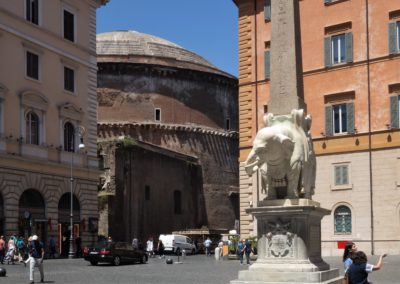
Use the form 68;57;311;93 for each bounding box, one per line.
230;199;342;284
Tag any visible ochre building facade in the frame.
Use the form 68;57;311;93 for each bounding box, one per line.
0;0;108;254
96;31;239;242
235;0;400;256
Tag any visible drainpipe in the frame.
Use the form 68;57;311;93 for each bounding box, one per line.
254;0;260;205
365;0;374;255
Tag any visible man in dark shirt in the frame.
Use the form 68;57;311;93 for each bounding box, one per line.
28;235;44;284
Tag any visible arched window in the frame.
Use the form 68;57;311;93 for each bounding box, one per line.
334;205;352;234
174;190;181;215
26;111;39;145
64;122;75;152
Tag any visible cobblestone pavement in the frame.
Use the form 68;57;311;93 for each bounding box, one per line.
0;254;397;284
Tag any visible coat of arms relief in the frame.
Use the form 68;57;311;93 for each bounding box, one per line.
265;219;294;258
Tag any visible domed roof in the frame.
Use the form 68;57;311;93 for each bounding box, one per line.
97;30;232;77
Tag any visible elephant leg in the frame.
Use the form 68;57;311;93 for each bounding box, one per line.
265;177;276;200
286;163;301;199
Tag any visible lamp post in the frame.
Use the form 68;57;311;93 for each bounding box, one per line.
68;126;85;259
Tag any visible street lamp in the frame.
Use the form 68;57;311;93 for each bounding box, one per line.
69;126;85;259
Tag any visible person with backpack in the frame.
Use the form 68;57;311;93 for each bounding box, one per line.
16;236;25;263
244;238;253;265
237;239;245;265
28;235;44;284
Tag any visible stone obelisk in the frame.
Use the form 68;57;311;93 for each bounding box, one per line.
231;0;341;283
268;0;305;115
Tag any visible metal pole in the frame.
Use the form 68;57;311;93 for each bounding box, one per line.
68;135;74;259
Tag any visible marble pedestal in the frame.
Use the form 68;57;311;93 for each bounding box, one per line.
231;199;342;284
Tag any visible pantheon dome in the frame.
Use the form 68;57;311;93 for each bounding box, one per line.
97;30;239;243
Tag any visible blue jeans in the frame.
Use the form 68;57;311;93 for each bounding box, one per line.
205;247;211;256
239;253;244;264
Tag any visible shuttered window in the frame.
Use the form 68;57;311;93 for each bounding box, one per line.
63;9;75;42
388;22;400;54
390;95;400;129
26;51;39;80
26;0;39;25
264;0;271;21
334;206;352;234
325;102;354;136
334;165;349;185
264;50;270;80
324;32;353;66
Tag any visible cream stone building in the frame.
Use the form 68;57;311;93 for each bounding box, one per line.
235;0;400;256
0;0;108;254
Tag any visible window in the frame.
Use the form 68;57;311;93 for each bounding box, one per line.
388;21;400;54
145;186;150;201
334;206;352;234
264;50;270;80
63;9;75;42
26;0;39;25
334;165;349;186
325;102;354;136
174;190;181;215
155;108;161;122
64;67;75;92
26;51;39;80
264;0;271;21
64;122;75;152
390;95;400;128
26;111;39;145
324;32;353;66
226;118;230;130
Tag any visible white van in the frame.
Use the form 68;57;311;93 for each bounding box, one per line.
159;234;196;255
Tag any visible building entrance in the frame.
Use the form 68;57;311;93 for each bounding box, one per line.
58;193;80;256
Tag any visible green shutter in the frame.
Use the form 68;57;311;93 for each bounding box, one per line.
342;166;348;185
324;37;332;67
390;95;399;129
345;32;353;63
264;0;271;21
334;166;341;185
325;105;333;136
388;22;397;55
264;50;270;80
346;102;355;134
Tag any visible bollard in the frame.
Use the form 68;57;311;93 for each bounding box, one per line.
214;247;220;260
0;267;6;277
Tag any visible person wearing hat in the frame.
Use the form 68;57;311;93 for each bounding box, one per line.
28;235;44;284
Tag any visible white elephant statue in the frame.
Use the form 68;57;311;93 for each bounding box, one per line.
244;109;316;200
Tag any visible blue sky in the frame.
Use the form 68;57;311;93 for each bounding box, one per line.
96;0;239;77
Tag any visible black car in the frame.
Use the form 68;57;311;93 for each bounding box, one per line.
83;241;148;266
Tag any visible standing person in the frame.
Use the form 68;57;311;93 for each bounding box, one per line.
347;251;386;284
75;235;82;258
218;240;224;258
204;237;212;256
49;236;56;259
0;235;5;264
343;242;357;272
146;237;154;258
28;235;44;284
157;239;165;259
132;238;138;249
244;238;252;265
237;239;244;265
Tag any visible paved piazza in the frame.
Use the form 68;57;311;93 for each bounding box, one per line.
0;254;398;284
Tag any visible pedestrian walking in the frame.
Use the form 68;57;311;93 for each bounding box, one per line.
343;241;357;272
4;235;16;264
237;239;244;265
0;235;5;264
157;239;165;259
244;238;252;265
204;237;212;256
146;237;154;258
28;235;44;284
347;251;386;284
16;236;26;263
49;236;56;259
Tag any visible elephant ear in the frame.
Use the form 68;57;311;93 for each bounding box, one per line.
275;133;294;159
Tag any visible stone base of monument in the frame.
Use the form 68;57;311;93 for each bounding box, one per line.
230;199;342;284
